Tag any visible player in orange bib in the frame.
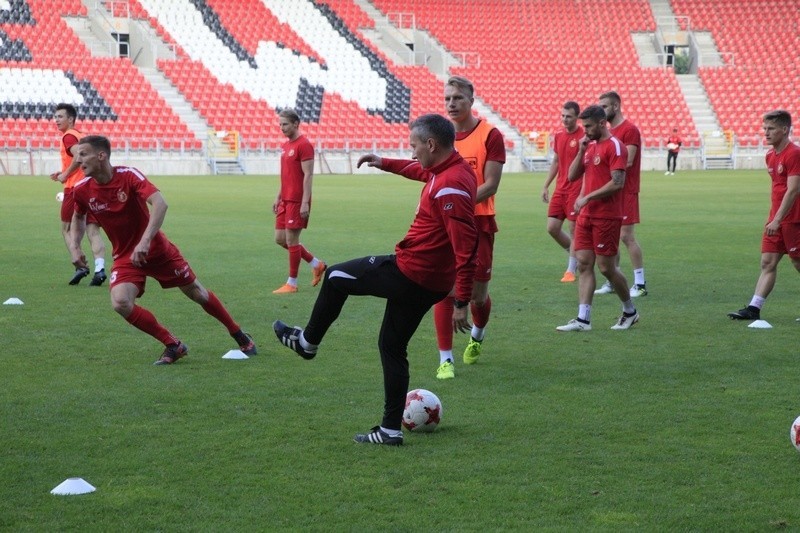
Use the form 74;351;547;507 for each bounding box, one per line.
434;76;505;380
50;103;107;286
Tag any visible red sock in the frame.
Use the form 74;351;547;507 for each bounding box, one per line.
288;245;302;278
471;295;491;329
433;298;454;351
201;291;240;334
125;305;178;346
299;244;313;263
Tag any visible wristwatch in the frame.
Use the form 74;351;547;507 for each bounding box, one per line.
454;299;470;309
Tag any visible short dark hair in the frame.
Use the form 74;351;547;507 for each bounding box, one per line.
598;91;621;105
78;135;111;155
55;103;78;120
763;109;792;129
278;108;301;124
446;76;474;98
563;101;580;115
410;114;455;150
579;105;606;122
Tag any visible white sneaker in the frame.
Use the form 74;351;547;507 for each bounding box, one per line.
556;319;592;332
629;284;648;298
594;281;613;294
611;312;639;330
664;171;670;175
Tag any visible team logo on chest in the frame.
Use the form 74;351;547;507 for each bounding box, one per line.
117;190;127;202
88;197;108;212
569;139;578;148
288;149;295;157
593;155;601;165
778;163;784;174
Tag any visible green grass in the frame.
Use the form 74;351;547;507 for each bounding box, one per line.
2;169;800;530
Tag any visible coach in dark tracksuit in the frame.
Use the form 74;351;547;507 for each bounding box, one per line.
273;113;478;446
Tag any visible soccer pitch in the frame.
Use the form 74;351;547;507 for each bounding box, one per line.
3;169;800;529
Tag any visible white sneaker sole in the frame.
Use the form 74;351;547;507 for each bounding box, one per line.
556;321;592;332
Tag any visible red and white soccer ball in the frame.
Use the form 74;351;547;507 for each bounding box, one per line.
402;388;442;432
790;415;800;451
56;191;64;202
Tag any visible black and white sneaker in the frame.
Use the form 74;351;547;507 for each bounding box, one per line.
353;426;404;446
68;267;90;285
611;311;639;330
728;306;760;320
89;268;107;286
272;320;317;360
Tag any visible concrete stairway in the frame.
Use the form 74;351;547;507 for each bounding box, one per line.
676;74;720;135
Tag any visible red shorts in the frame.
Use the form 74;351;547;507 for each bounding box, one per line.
621;192;639;225
762;223;800;258
547;188;579;222
61;188;98;225
109;241;197;297
275;200;309;230
474;229;495;282
574;216;622;256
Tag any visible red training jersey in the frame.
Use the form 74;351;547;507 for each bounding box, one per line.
667;135;682;153
72;167;172;261
767;142;800;224
610;119;641;194
380;151;478;302
280;134;314;202
581;136;628;219
553;125;585;195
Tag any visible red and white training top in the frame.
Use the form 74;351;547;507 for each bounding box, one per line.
380;151;478;302
580;136;628;220
73;166;172;261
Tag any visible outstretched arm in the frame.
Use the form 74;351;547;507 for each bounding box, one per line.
357;154;431;182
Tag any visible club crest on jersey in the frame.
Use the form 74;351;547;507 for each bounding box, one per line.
569;139;578;147
778;163;784;174
117;190;127;202
288;149;295;157
593;155;601;165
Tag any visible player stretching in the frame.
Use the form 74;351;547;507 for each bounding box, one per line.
69;136;256;364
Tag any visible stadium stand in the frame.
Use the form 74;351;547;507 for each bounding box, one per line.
0;0;198;151
671;0;800;145
0;0;797;165
371;0;697;147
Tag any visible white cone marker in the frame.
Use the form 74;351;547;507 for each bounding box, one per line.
222;350;249;359
51;477;96;495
